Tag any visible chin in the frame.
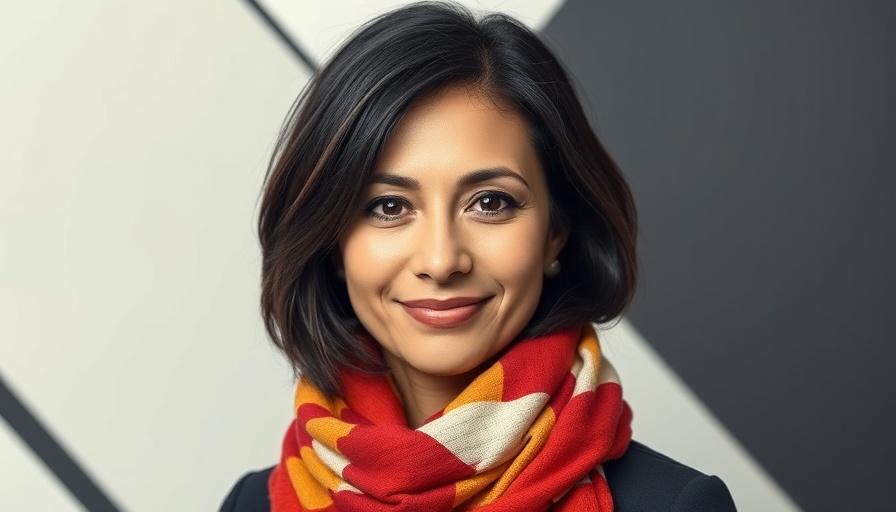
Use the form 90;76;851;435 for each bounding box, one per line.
405;356;481;377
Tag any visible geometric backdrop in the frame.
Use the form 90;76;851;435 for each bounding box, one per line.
544;2;895;511
3;1;890;510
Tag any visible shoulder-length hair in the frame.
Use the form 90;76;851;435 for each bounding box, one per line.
259;1;638;397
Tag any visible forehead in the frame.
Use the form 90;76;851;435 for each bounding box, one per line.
375;87;542;181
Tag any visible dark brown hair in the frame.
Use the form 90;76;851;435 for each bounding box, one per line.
259;2;638;397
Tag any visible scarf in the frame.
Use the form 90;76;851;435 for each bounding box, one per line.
269;323;632;511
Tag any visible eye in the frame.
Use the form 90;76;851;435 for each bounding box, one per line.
364;196;412;222
468;192;521;217
376;198;405;216
477;195;504;212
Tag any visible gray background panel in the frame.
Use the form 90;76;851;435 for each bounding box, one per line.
545;1;895;511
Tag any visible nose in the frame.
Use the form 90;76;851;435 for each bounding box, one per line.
410;213;472;283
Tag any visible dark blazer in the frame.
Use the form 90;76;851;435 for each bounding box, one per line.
221;441;736;511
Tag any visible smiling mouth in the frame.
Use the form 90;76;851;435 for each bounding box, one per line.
398;297;490;328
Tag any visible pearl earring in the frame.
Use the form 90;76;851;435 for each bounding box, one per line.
544;260;561;278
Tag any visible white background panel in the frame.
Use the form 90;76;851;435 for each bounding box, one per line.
1;1;306;509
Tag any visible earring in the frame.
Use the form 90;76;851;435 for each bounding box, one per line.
544;260;561;278
336;268;345;281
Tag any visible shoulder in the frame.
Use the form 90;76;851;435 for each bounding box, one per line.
605;440;737;511
220;467;273;512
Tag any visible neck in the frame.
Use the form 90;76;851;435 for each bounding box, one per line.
384;353;476;429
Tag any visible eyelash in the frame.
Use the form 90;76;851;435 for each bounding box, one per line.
364;196;411;222
470;191;522;217
362;191;523;222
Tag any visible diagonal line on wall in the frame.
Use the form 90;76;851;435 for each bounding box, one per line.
0;371;122;512
244;0;319;72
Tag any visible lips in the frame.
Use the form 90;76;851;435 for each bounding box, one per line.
399;297;489;328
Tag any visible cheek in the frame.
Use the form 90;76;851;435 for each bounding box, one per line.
468;220;548;295
340;227;403;312
343;222;404;264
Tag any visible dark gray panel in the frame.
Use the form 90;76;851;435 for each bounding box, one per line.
0;371;121;511
545;1;895;511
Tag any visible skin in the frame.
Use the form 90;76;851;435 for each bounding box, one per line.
338;86;567;428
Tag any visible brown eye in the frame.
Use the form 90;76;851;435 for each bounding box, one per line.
381;199;403;216
470;192;520;216
478;195;504;212
468;192;522;218
365;196;412;221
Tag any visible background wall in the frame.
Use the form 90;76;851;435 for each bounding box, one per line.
541;3;895;511
1;1;891;511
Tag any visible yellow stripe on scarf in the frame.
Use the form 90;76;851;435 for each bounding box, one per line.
296;378;348;417
306;416;355;449
287;456;334;510
469;405;557;507
300;446;344;493
444;361;505;414
452;460;513;507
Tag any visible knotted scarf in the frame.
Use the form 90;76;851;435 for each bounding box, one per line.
270;323;633;511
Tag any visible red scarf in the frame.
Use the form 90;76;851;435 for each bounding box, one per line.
270;323;632;511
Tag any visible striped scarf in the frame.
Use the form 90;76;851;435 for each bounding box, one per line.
269;323;632;511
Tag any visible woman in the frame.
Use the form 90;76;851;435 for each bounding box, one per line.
223;2;736;511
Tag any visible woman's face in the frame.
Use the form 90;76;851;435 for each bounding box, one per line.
339;86;566;381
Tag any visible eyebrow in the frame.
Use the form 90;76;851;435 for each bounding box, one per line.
369;166;529;190
458;167;529;188
369;174;420;189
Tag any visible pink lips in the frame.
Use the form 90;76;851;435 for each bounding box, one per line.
399;297;489;328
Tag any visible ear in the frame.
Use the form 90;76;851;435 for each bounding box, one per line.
544;224;569;269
